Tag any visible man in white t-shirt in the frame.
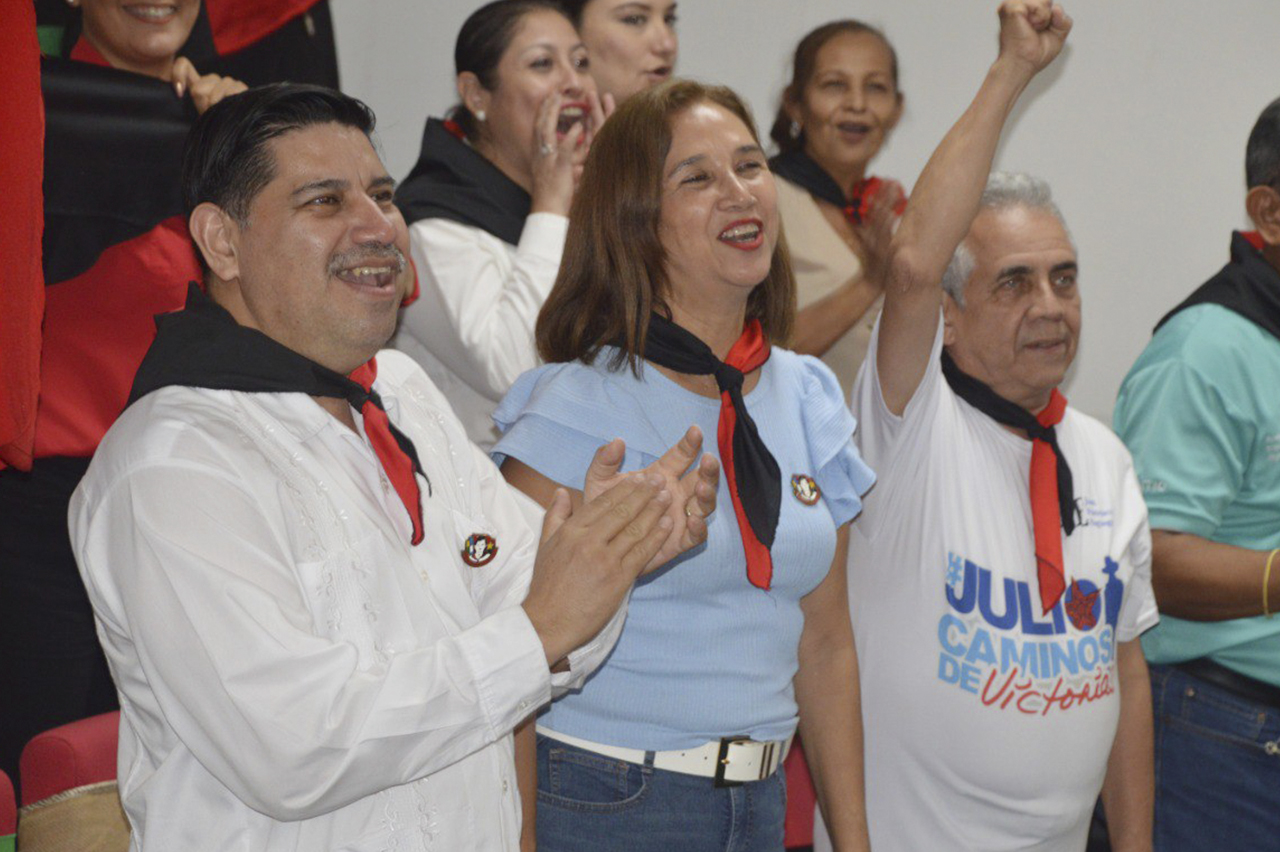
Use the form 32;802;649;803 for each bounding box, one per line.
841;3;1158;851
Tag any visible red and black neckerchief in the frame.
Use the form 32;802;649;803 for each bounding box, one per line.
941;350;1075;615
1156;231;1280;343
639;314;780;590
130;283;428;545
768;148;905;225
395;117;530;246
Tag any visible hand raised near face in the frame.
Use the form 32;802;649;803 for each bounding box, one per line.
582;426;719;574
530;89;616;216
996;0;1072;77
170;57;248;115
529;90;581;216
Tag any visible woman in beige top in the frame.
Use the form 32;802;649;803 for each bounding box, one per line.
768;20;905;398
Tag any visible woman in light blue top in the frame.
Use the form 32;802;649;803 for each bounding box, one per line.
494;79;875;852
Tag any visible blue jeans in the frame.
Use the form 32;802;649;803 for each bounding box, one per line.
1150;663;1280;850
535;734;787;852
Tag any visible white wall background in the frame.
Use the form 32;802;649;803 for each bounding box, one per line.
333;0;1280;422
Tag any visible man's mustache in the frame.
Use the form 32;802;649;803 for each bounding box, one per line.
328;245;407;276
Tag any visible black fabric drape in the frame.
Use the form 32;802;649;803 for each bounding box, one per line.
130;283;428;506
41;57;196;285
395;118;530;246
1156;231;1280;343
768;148;851;210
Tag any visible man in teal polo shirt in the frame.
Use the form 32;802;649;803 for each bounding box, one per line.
1114;95;1280;850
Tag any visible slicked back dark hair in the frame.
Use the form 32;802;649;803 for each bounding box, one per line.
450;0;569;141
181;82;376;226
1246;95;1280;189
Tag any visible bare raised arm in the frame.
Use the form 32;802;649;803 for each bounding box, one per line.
876;0;1071;414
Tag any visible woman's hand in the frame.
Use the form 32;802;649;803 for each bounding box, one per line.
171;57;247;115
530;90;614;216
582;427;719;574
851;178;906;290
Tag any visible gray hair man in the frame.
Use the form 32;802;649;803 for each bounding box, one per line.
840;2;1158;850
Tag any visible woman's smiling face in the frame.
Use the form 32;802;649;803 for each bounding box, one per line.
790;29;902;184
658;101;779;309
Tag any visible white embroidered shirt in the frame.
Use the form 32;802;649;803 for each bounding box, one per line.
70;350;619;852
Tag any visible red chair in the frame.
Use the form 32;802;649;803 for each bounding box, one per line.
1;769;16;852
18;711;128;851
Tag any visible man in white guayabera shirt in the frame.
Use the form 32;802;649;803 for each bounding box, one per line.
68;83;718;852
839;3;1159;851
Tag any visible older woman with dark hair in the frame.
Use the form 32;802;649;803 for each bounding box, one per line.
391;0;609;449
769;20;906;400
493;79;874;852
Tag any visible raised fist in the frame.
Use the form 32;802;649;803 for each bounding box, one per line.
997;0;1072;76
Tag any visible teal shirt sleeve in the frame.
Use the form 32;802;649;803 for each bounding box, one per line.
1114;356;1252;539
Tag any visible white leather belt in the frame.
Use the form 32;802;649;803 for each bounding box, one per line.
537;726;792;787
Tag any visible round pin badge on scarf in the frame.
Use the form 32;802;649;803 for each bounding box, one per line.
461;533;498;567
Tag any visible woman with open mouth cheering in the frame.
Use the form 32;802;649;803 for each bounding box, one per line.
393;0;610;449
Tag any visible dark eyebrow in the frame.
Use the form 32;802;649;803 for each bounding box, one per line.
994;261;1078;281
291;178;347;198
521;39;588;57
667;145;763;181
667;153;705;179
994;264;1032;281
292;176;397;198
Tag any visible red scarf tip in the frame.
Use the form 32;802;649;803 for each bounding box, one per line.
350;358;426;547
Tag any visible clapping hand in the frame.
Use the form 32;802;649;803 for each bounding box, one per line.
852;179;907;289
582;426;719;573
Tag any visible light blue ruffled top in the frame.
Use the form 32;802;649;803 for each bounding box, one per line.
493;346;874;749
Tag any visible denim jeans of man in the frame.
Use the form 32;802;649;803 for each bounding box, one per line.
535;733;787;851
1149;663;1280;850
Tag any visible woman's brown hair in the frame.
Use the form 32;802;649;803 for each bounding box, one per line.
537;79;795;369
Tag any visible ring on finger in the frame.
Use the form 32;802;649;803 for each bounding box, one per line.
539;141;554;156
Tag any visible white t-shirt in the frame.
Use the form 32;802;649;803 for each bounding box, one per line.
846;320;1158;852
